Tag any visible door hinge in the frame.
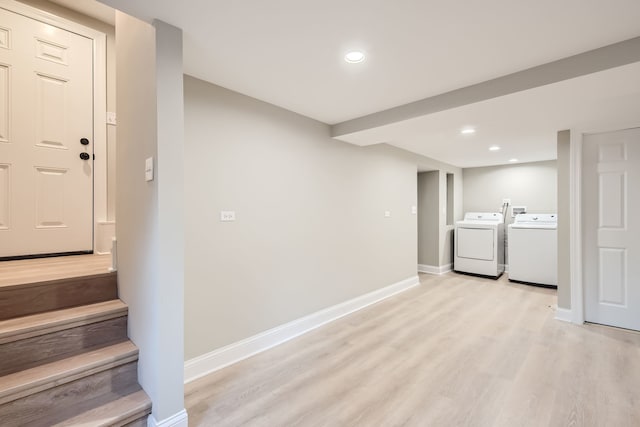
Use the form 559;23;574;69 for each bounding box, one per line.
93;154;96;160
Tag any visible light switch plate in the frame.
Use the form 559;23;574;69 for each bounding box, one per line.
145;157;153;182
106;112;117;125
411;205;417;215
220;211;236;221
384;210;391;218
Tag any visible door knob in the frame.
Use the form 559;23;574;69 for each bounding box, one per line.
80;138;90;145
79;152;90;160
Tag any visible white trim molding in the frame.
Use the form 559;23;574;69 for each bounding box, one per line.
96;221;116;254
418;264;452;275
184;275;420;383
569;129;584;325
148;409;188;427
555;306;573;323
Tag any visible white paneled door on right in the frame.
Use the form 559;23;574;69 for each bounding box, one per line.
583;128;640;331
0;7;93;258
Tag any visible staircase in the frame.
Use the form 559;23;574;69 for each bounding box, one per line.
0;264;151;426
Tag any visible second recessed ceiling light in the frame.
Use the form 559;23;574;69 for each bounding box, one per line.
345;51;365;63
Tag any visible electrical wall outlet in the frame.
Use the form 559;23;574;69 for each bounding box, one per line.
220;211;236;221
502;198;511;205
411;205;417;215
384;210;391;218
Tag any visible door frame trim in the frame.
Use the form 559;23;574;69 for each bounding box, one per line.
0;0;108;254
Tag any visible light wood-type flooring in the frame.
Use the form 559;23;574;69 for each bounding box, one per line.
185;272;640;427
0;254;111;287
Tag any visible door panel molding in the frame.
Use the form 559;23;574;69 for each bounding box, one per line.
0;63;9;143
598;247;627;306
0;163;9;229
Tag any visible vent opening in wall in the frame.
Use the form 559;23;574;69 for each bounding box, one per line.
512;206;527;217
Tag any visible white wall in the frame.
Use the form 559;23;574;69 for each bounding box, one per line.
557;131;571;309
115;13;185;424
184;76;437;360
463;160;557;221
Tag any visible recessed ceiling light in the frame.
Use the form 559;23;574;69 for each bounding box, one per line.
460;128;476;135
509;158;519;163
344;51;365;63
489;146;500;151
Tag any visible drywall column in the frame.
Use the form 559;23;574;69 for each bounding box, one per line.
115;12;186;426
557;130;571;309
152;19;186;425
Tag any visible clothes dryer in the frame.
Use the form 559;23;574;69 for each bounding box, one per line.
454;212;505;279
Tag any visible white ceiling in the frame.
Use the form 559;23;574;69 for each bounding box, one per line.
339;62;640;168
93;0;640;167
49;0;114;25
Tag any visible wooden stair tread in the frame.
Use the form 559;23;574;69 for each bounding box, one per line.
51;389;151;427
0;341;138;405
0;271;115;292
0;254;112;287
0;300;127;345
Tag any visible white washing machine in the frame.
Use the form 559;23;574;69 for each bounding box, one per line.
454;212;505;279
508;214;557;287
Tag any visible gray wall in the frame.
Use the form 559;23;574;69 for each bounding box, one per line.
418;171;439;266
557;130;571;309
183;76;441;360
115;13;185;422
463;160;558;222
438;170;460;266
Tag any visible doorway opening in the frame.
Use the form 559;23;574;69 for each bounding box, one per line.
0;0;114;260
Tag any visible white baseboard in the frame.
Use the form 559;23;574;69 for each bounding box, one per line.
555;306;572;322
418;264;452;275
184;275;420;383
147;409;188;427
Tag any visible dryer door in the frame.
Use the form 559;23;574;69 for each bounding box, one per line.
456;227;495;260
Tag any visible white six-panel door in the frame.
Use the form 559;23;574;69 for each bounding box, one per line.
0;7;93;258
583;128;640;331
